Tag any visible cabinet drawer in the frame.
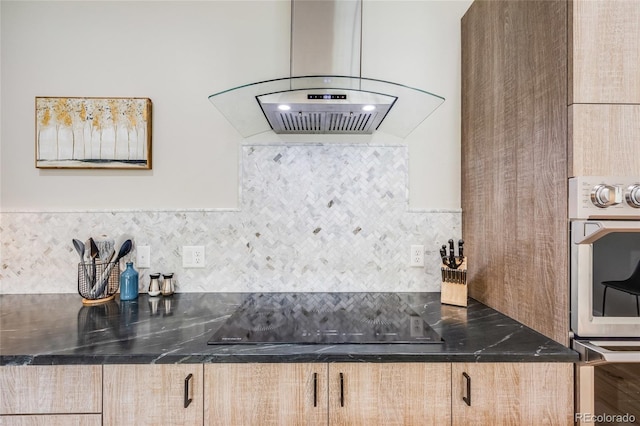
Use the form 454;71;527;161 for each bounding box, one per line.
0;366;101;415
0;414;102;426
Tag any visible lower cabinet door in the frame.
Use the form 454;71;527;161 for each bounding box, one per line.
103;364;203;426
451;363;574;426
328;363;452;426
205;363;328;426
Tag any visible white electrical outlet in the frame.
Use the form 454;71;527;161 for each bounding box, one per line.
183;246;205;268
410;245;424;267
136;245;151;269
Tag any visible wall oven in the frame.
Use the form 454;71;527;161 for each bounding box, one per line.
570;176;640;425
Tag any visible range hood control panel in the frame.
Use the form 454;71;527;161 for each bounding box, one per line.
307;94;347;100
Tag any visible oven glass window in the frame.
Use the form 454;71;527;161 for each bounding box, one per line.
592;233;640;317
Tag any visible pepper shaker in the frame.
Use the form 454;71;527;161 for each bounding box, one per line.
148;273;161;297
161;273;174;296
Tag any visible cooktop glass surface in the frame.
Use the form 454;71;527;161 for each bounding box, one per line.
208;293;443;344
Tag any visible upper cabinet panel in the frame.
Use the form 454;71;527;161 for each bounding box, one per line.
569;104;640;177
570;0;640;104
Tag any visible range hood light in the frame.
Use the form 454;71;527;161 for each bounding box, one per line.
362;105;376;112
278;104;291;111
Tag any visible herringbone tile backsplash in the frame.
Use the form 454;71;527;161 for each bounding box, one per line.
0;144;460;294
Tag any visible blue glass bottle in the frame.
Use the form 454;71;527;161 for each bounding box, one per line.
120;262;139;301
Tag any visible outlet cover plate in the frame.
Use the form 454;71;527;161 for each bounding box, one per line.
410;245;424;267
183;246;205;268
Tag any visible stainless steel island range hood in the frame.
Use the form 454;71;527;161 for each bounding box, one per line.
208;0;444;138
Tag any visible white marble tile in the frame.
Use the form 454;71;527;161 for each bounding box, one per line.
0;144;460;294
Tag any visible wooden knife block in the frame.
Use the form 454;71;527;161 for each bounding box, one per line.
440;257;468;307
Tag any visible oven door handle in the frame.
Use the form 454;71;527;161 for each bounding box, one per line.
573;340;640;365
573;221;640;245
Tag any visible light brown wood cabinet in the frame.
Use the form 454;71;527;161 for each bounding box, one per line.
451;363;574;426
568;0;640;177
570;0;640;104
461;0;640;346
102;364;203;426
0;361;573;425
205;362;451;426
205;363;328;426
569;104;640;177
329;363;451;426
0;365;101;426
205;362;571;426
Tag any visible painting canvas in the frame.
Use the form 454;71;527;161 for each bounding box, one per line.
35;97;152;169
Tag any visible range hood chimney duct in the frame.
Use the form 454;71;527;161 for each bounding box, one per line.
209;0;444;138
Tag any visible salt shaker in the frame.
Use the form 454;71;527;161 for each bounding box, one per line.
148;273;161;297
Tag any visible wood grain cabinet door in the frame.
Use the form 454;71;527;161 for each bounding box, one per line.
205;363;328;426
0;365;101;415
451;363;573;426
103;364;203;426
570;0;640;104
328;363;451;426
569;104;640;177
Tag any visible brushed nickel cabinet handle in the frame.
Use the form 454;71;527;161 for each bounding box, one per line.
462;372;471;406
184;373;193;408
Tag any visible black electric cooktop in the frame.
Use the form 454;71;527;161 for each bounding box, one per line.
208;293;443;345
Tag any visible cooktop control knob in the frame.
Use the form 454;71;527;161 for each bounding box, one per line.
626;184;640;208
590;184;622;208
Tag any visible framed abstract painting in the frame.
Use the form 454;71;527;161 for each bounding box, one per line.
35;97;152;169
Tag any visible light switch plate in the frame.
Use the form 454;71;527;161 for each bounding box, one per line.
136;245;151;269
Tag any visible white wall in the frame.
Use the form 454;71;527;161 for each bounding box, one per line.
0;0;471;211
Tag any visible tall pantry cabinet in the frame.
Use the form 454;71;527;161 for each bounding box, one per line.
461;0;640;346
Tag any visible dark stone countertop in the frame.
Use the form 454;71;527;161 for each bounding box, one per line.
0;292;578;365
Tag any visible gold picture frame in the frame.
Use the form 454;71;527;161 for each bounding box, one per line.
35;97;152;169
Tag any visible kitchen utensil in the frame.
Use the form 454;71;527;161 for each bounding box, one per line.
73;239;92;287
90;239;132;299
440;245;447;260
95;237;115;261
458;239;464;258
89;238;99;286
448;239;457;270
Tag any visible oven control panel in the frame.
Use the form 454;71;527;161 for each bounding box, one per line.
569;176;640;219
